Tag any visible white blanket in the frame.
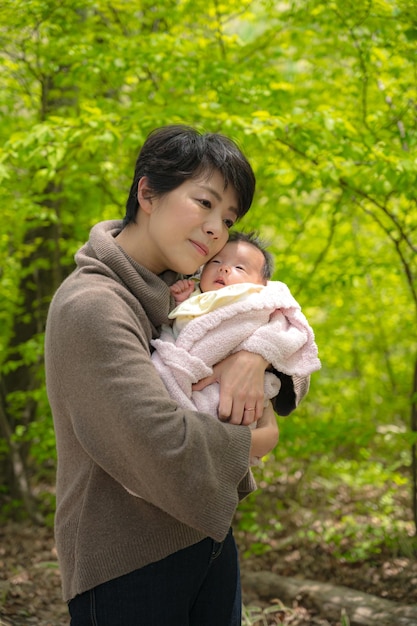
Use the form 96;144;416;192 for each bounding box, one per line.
151;281;321;416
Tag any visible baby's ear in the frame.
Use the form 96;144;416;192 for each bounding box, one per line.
137;176;153;213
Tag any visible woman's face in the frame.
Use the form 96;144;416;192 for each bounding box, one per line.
140;170;239;275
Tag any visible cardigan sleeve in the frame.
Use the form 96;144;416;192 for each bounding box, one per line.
46;281;252;542
271;371;310;415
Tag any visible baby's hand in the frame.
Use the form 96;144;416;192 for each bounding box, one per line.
170;279;195;304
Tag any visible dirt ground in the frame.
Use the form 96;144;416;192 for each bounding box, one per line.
1;464;416;625
1;515;416;626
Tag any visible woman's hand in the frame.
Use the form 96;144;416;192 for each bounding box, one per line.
250;401;279;460
192;350;269;424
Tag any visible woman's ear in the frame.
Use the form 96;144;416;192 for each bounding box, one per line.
137;176;153;214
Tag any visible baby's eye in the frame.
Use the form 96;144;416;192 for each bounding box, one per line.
211;259;221;264
236;265;245;271
223;218;235;228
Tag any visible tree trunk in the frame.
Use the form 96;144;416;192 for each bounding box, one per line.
241;571;417;626
0;218;63;521
0;400;42;524
411;358;417;535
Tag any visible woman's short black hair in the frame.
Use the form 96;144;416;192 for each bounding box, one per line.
123;125;256;226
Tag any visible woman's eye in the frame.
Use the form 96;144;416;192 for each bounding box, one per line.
223;218;234;228
199;199;211;208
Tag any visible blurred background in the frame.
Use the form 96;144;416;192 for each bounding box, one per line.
0;1;416;622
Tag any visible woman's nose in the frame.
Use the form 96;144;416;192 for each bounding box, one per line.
204;216;223;239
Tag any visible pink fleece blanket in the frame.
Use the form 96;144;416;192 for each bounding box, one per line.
151;281;321;416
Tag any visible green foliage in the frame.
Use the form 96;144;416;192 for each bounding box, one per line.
0;0;416;555
237;455;414;564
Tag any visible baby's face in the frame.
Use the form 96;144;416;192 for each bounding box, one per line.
199;241;266;291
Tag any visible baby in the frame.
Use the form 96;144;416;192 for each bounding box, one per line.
168;230;272;337
151;231;321;463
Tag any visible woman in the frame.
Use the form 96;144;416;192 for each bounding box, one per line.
45;125;304;625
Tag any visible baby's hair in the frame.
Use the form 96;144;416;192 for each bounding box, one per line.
228;230;274;280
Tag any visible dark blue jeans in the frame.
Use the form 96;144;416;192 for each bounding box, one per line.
68;528;241;625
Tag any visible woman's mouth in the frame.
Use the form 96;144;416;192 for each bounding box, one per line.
189;240;209;256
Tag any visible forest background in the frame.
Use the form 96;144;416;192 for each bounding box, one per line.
0;0;416;600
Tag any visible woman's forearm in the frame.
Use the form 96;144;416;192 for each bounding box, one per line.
249;402;279;459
